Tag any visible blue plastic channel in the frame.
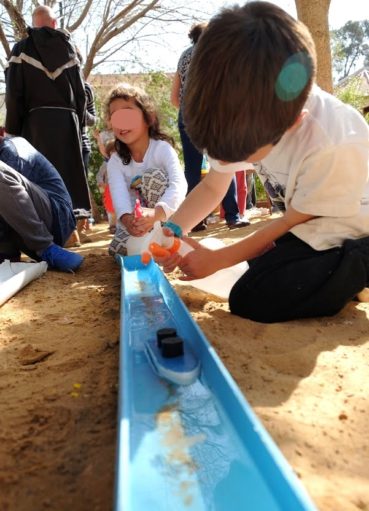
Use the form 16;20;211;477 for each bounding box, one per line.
114;255;317;511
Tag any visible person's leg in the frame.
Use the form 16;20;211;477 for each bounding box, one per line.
178;110;208;231
236;171;247;216
0;163;83;271
0;163;54;257
140;168;169;207
222;176;250;228
178;110;203;194
80;148;95;237
246;172;255;209
109;224;130;256
229;233;369;323
0;219;20;261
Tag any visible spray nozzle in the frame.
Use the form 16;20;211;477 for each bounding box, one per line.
134;198;143;219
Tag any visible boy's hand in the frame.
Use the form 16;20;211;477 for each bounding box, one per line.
154;251;183;273
152;234;199;273
179;247;222;280
153;236;221;279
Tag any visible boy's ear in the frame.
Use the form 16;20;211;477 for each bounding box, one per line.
293;109;308;127
286;109;308;134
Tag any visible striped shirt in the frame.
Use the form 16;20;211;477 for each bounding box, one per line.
81;82;96;152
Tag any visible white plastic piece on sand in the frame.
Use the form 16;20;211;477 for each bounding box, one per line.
0;260;48;306
244;207;270;220
176;238;248;300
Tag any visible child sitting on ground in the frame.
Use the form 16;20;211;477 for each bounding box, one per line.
155;1;369;323
105;82;187;256
0;136;83;272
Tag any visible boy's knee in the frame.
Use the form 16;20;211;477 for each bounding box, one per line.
0;169;12;195
0;165;21;188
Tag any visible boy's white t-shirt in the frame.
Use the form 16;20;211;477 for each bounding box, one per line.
107;138;187;221
214;85;369;250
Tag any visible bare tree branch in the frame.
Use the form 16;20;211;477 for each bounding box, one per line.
0;0;206;79
0;21;11;57
67;0;93;32
0;0;28;40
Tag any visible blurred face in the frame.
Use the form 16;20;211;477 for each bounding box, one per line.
109;97;148;147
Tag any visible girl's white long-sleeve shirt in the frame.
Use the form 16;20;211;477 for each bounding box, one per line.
107;138;187;221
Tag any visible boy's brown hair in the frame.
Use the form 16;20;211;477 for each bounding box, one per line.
105;82;175;164
183;1;317;162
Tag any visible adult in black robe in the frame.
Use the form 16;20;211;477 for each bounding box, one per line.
5;25;90;211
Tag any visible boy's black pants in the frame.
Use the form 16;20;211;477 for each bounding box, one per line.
229;233;369;323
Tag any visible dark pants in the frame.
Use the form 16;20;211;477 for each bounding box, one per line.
229;233;369;323
0;163;53;258
246;173;256;209
178;110;241;223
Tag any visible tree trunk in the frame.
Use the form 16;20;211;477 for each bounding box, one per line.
295;0;332;93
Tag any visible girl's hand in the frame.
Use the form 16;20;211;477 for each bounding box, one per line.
132;207;156;234
121;213;144;236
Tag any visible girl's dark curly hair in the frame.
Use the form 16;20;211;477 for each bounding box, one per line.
105;82;175;165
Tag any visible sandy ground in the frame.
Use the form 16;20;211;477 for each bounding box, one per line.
0;218;368;511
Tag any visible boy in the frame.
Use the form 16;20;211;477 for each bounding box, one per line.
159;2;369;323
0;136;83;272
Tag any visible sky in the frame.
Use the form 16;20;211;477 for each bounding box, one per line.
128;0;369;73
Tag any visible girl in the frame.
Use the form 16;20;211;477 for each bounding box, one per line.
106;82;187;256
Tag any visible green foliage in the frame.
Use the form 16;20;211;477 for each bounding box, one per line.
335;77;369;123
254;174;267;200
144;71;181;157
331;20;369;80
88;141;104;212
87;93;106;214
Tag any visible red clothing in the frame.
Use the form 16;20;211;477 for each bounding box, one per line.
103;185;114;213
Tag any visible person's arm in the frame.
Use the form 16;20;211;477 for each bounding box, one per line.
93;129;108;158
169;168;234;234
154;143;188;219
85;83;97;127
107;155;132;219
170;72;181;109
107;155;143;236
96;161;107;187
178;206;315;279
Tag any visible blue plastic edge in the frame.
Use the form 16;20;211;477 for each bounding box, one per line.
113;254;317;511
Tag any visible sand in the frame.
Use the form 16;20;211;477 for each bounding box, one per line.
0;218;368;511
